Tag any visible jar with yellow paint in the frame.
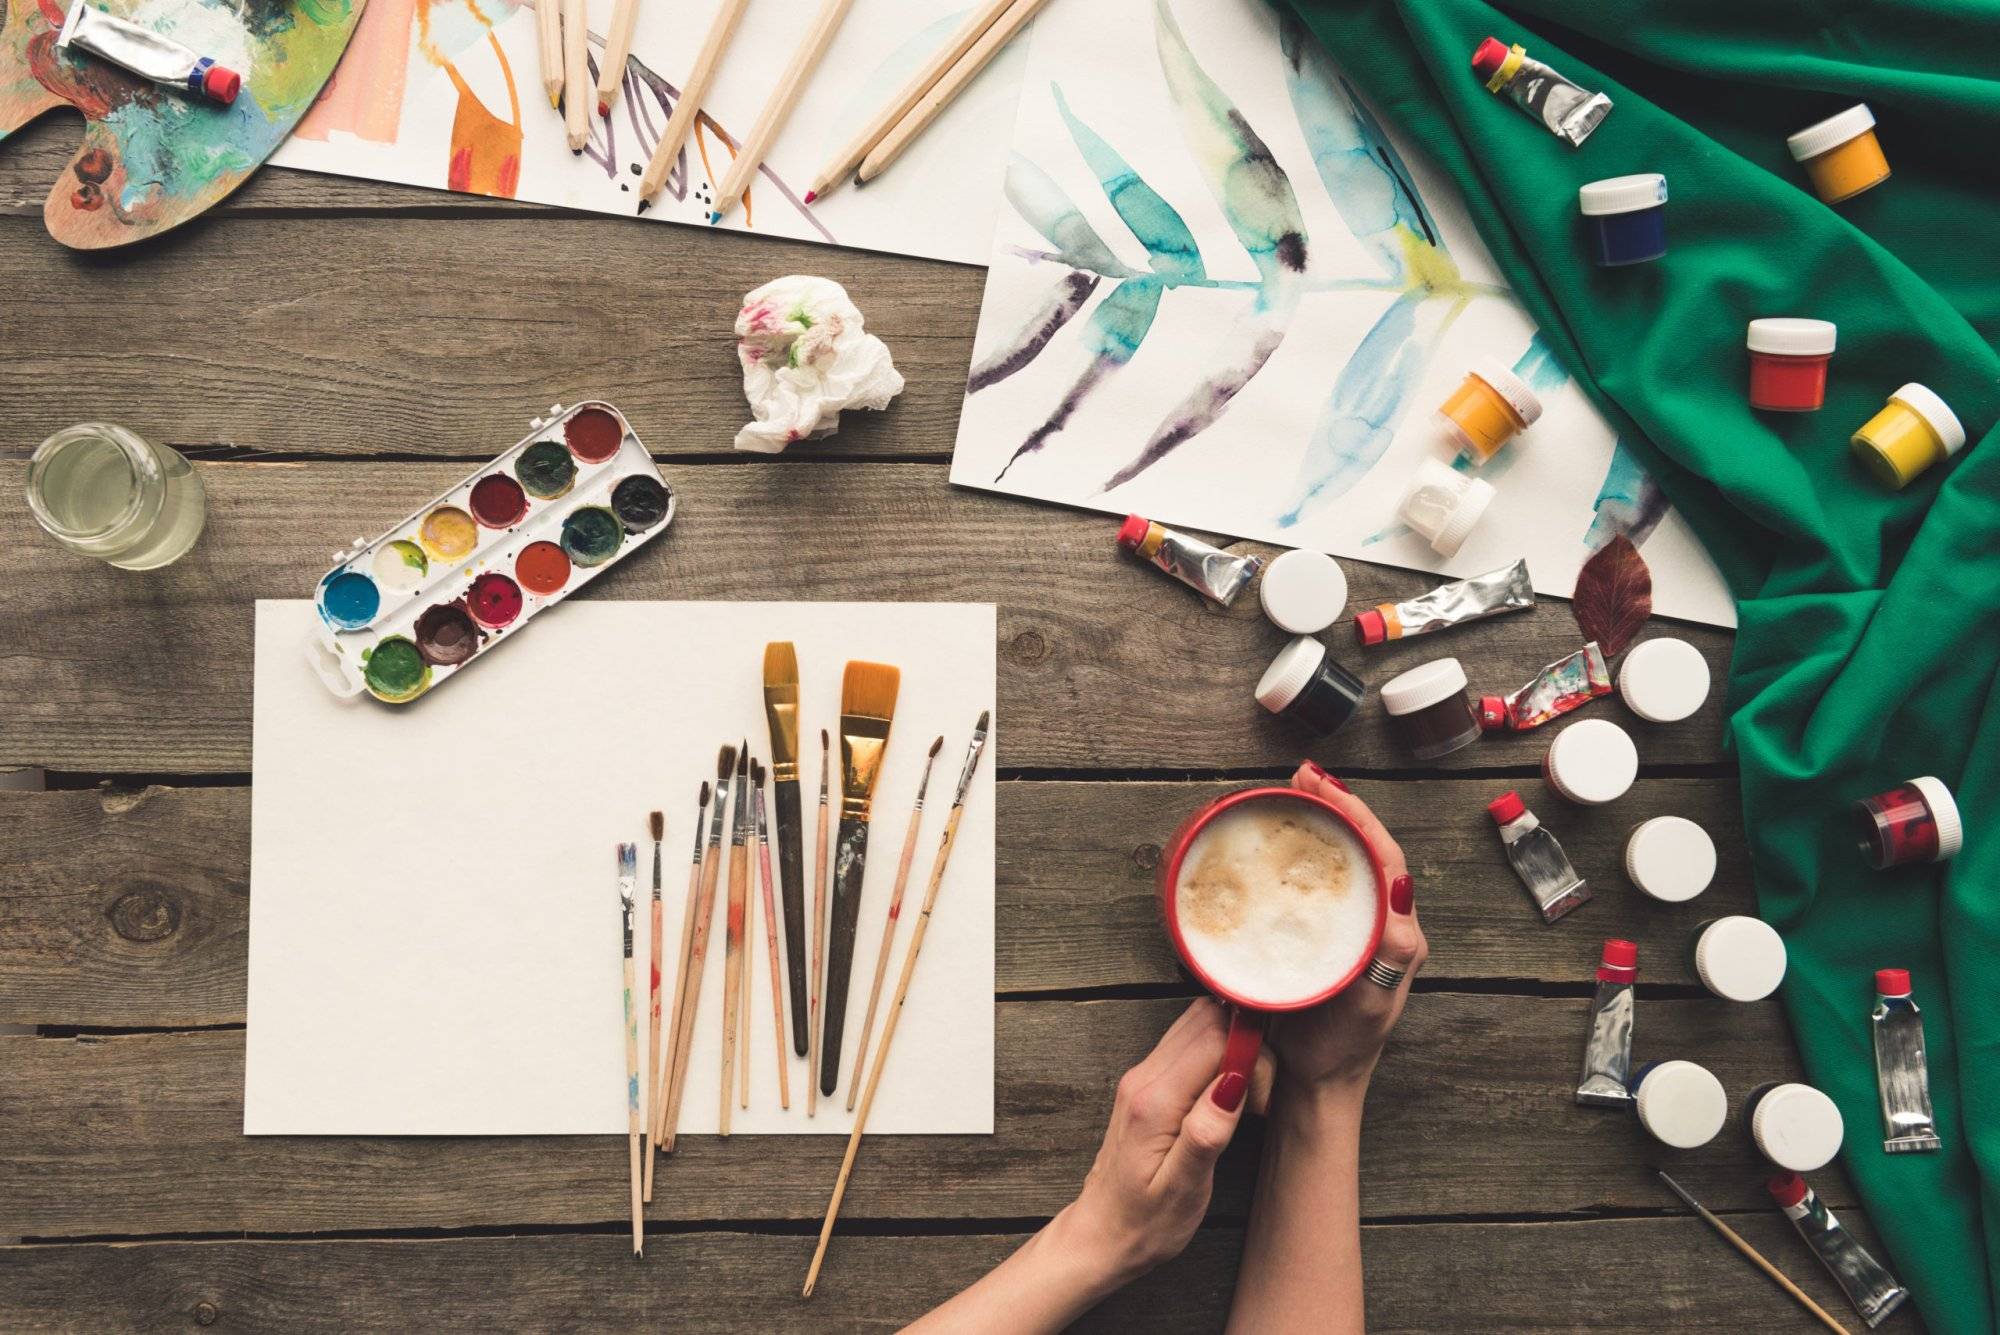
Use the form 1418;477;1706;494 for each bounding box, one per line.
1436;361;1543;464
1851;383;1965;490
1788;105;1891;205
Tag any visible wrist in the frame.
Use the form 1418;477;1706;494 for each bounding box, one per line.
1273;1075;1367;1137
1045;1197;1150;1296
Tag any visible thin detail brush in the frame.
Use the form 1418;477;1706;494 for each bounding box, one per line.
617;843;643;1259
647;781;706;1198
739;754;756;1112
664;748;732;1153
809;727;830;1117
753;762;792;1109
644;811;664;1179
720;743;750;1135
848;736;942;1110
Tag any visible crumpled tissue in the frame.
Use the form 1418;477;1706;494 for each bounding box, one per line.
733;276;904;453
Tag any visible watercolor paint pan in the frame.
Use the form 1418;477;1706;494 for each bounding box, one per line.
305;401;677;704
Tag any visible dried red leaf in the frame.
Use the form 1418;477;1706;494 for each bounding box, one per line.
1572;535;1653;658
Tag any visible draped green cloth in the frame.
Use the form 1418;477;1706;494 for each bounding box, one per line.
1278;1;2000;1327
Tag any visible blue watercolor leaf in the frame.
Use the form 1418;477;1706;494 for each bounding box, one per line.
968;270;1102;394
1585;438;1671;549
995;276;1165;481
1052;84;1205;283
1005;154;1136;278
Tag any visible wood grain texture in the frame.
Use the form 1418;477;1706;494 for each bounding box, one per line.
0;460;1732;774
0;779;1748;1027
0;996;1850;1238
0;1214;1916;1332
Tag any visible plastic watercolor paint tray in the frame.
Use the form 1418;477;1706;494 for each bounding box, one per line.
305;401;676;704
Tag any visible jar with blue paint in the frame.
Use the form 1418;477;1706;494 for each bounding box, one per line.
1579;174;1668;266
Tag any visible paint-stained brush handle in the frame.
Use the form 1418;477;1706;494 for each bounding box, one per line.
819;813;871;1097
775;778;810;1056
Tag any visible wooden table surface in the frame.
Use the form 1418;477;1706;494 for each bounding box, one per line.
0;126;1916;1331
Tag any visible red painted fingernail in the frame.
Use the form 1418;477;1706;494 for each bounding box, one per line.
1212;1072;1247;1112
1390;874;1414;915
1303;760;1349;792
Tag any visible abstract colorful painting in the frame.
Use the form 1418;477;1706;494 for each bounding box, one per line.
0;0;364;248
270;0;1025;264
949;0;1734;627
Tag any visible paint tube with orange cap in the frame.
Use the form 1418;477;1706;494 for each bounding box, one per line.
1470;37;1609;147
1356;560;1534;646
1115;515;1261;607
56;2;242;105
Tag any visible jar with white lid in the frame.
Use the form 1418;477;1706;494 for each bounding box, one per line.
1618;638;1711;723
1380;657;1484;759
1631;1059;1727;1148
1258;549;1348;635
1692;915;1787;1001
1396;459;1494;557
1543;718;1637;805
1746;1081;1845;1172
1626;816;1716;902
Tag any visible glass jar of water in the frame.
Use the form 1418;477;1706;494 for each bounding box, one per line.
26;423;207;569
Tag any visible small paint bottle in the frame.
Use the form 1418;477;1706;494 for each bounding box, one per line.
1625;816;1716;903
1437;362;1543;463
1616;637;1710;724
1788;104;1891;205
1745;1081;1845;1173
1629;1058;1727;1149
1746;319;1837;412
1396;459;1495;558
1258;549;1348;635
1853;774;1962;869
1543;718;1637;805
1578;174;1668;266
1380;658;1484;760
1850;383;1966;489
1692;915;1787;1002
1255;636;1366;735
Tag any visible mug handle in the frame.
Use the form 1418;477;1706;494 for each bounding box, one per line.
1218;1006;1266;1090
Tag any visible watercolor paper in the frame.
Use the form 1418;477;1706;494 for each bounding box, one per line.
269;0;1027;264
246;599;996;1135
948;0;1734;628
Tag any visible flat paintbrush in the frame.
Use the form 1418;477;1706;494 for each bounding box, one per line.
644;812;665;1171
617;842;643;1259
753;762;792;1109
663;747;733;1154
820;662;901;1098
646;781;706;1199
847;736;942;1110
720;743;750;1135
805;711;988;1296
763;642;810;1058
808;728;830;1117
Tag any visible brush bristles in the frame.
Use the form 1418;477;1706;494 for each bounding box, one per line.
650;811;664;841
821;728;829;749
618;843;637;875
751;759;765;785
718;745;736;780
976;710;991;732
841;661;901;722
763;641;799;689
699;780;711;807
737;741;748;776
928;736;943;757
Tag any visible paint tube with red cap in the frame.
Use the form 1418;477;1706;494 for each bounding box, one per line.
1470;37;1610;148
1768;1173;1908;1328
56;2;242;105
1483;642;1613;731
1488;790;1589;923
1355;559;1533;646
1115;514;1261;607
1871;969;1942;1153
1576;939;1637;1107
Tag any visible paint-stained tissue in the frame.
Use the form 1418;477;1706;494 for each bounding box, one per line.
734;276;904;453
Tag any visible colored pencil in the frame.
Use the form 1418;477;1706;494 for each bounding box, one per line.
753;764;792;1109
635;0;752;212
594;0;642;118
721;743;750;1135
808;727;829;1116
855;0;1055;188
662;747;733;1154
1656;1171;1848;1334
820;662;901;1098
562;0;589;152
763;642;810;1059
643;811;665;1177
617;843;643;1259
537;0;563;110
804;712;988;1297
646;781;706;1198
707;0;859;225
847;736;941;1110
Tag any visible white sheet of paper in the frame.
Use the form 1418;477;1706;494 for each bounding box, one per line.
245;599;996;1135
270;0;1029;265
948;0;1734;628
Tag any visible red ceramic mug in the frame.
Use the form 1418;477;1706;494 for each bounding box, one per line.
1158;786;1388;1093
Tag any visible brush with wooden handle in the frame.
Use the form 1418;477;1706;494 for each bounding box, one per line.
616;842;643;1259
663;746;733;1154
1656;1171;1849;1334
819;663;900;1099
753;763;792;1109
763;643;810;1059
847;736;941;1110
805;710;987;1296
646;781;706;1199
808;728;830;1116
739;753;756;1113
643;811;665;1180
721;743;750;1135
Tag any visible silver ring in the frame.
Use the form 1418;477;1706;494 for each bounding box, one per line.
1365;957;1407;990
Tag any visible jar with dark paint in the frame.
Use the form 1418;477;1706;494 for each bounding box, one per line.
1578;173;1668;266
1255;636;1366;735
1379;658;1483;759
1855;776;1962;869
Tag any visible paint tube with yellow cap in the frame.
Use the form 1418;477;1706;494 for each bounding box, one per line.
1470;37;1610;147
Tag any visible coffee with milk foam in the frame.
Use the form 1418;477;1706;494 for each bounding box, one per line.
1174;800;1379;1007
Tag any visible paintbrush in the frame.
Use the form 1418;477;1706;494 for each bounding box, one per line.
763;642;810;1059
663;747;733;1154
739;753;756;1112
808;727;830;1116
1656;1171;1849;1334
819;662;901;1098
720;742;750;1135
753;761;792;1109
643;811;665;1182
647;781;706;1199
847;736;942;1110
617;842;643;1259
805;711;987;1297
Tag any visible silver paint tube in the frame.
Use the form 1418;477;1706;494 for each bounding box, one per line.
1576;939;1636;1106
1872;973;1941;1153
1356;559;1533;645
1488;790;1589;923
56;2;242;105
1476;41;1612;148
1499;642;1612;730
1769;1173;1908;1327
1116;515;1261;607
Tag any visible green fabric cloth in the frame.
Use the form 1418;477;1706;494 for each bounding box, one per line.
1277;1;2000;1328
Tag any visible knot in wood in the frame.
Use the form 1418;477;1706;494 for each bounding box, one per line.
1007;629;1048;666
107;885;181;943
193;1301;219;1326
1131;843;1160;872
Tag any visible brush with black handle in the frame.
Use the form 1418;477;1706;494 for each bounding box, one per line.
820;661;900;1098
762;642;810;1057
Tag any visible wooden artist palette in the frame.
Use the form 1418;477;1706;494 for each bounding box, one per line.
0;0;363;248
306;402;677;705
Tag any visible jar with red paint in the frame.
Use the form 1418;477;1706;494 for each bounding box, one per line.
1747;319;1837;412
1854;776;1962;870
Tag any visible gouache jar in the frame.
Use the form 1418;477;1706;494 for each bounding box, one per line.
1256;636;1366;735
1630;1059;1727;1149
1746;1082;1845;1173
1543;718;1637;805
1746;319;1837;412
1380;658;1484;760
1854;775;1962;869
1626;816;1716;903
1397;459;1495;557
1617;637;1711;723
1851;383;1965;489
1692;915;1787;1002
1788;105;1890;205
1579;174;1668;266
1259;549;1349;635
1437;362;1543;463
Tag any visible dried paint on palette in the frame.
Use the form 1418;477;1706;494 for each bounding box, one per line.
363;635;431;702
561;506;623;567
515;540;571;596
611;474;672;533
414;602;480;666
467;572;524;629
564;407;623;463
516;441;577;499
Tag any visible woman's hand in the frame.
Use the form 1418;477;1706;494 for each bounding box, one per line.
1271;762;1428;1097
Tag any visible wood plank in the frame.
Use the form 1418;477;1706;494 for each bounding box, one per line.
0;460;1732;773
0;1214;1917;1332
0;779;1749;1027
0;996;1851;1238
